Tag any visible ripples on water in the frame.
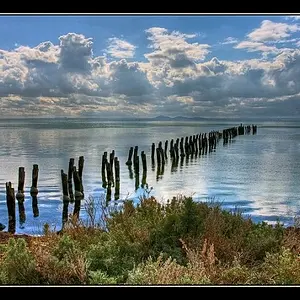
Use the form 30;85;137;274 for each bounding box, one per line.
0;118;299;234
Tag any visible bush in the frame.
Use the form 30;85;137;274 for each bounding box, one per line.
0;238;39;284
89;270;118;285
34;234;89;285
257;247;300;284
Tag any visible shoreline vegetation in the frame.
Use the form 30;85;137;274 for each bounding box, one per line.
0;195;300;285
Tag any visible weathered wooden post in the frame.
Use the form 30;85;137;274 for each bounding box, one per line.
126;147;133;166
133;146;138;162
141;170;147;188
156;147;161;166
30;164;39;196
158;143;165;166
30;164;39;217
106;162;112;187
164;140;168;159
73;166;83;218
106;161;112;204
194;135;198;155
134;155;140;174
135;169;140;191
180;138;185;157
101;152;107;188
114;157;120;200
174;141;179;161
6;182;16;234
198;133;202;155
141;151;147;172
189;136;194;155
185;136;189;157
78;156;84;197
109;151;115;187
16;167;26;225
68;158;74;202
61;170;70;226
151;143;155;165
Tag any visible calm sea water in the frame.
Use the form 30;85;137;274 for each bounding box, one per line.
0;118;299;234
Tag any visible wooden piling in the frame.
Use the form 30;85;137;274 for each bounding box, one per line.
198;133;202;154
133;146;138;161
101;152;107;188
160;147;165;165
134;155;140;174
68;158;74;202
114;157;120;200
78;156;84;196
164;140;168;159
106;162;112;187
156;148;161;166
61;170;70;225
16;167;26;224
180;138;185;157
135;170;140;191
30;164;39;217
61;170;69;201
141;151;147;172
151;143;155;164
109;151;115;186
126;147;133;166
73;166;83;218
30;164;39;196
141;170;147;188
6;182;16;234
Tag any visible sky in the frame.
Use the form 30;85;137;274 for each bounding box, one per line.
0;14;300;118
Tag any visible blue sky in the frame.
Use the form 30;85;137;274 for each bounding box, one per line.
0;15;300;118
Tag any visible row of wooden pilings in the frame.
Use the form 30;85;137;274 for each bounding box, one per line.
5;164;39;234
60;156;85;227
3;123;257;234
100;150;120;204
4;156;86;233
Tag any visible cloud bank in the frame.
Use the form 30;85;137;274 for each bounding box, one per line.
1;22;300;118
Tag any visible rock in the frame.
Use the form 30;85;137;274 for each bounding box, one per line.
0;223;6;231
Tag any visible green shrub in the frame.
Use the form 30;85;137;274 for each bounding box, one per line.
243;221;284;264
0;238;39;284
86;233;137;282
257;247;300;284
89;270;118;284
52;234;78;260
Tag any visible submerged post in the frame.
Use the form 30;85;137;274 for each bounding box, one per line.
30;164;39;196
30;164;39;217
6;182;16;234
61;170;70;226
126;147;133;166
68;158;74;202
114;157;120;200
73;166;83;218
78;156;84;197
110;151;115;186
164;140;168;159
101;152;107;188
16;167;26;225
141;151;147;172
151;143;155;165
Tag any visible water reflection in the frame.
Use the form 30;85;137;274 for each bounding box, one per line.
0;119;299;234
